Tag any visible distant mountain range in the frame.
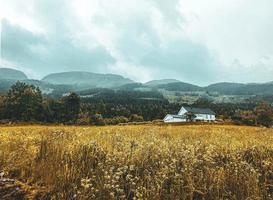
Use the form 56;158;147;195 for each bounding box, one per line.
144;79;180;86
0;68;28;80
1;68;273;96
42;71;133;89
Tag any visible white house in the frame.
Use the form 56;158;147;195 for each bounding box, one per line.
164;106;216;123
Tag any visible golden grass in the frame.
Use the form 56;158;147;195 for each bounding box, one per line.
0;125;273;199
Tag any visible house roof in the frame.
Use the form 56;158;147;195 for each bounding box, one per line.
183;106;216;115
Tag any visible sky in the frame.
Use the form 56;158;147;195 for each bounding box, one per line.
0;0;273;85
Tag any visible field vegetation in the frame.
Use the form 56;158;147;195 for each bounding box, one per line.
0;125;273;199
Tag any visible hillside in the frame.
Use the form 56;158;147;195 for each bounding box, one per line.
0;80;16;92
155;81;203;91
2;68;273;97
0;79;75;98
42;71;134;89
205;82;246;94
206;82;273;95
145;79;180;86
0;68;28;80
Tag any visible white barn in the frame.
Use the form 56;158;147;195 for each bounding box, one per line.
164;106;216;123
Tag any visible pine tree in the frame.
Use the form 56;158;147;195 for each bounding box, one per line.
4;82;43;121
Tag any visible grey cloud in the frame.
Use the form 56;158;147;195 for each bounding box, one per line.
152;0;183;25
140;40;220;85
102;10;220;85
3;0;272;84
1;0;221;84
2;20;44;66
2;20;116;78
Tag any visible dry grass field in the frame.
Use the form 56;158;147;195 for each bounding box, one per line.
0;125;273;199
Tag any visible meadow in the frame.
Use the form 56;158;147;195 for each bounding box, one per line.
0;125;273;199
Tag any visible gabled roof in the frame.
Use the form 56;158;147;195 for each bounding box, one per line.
183;106;216;115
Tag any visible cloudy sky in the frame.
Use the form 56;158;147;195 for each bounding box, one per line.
0;0;273;85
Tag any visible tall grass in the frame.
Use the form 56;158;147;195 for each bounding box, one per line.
0;125;272;199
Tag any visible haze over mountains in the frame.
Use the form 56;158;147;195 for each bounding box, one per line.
0;68;28;80
1;68;273;96
145;79;180;86
42;71;134;89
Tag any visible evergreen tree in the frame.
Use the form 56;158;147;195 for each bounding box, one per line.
0;95;5;119
61;92;81;123
4;82;43;121
42;99;63;123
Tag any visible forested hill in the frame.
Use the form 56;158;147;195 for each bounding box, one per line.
42;71;133;89
144;79;180;86
2;68;273;96
205;82;273;95
0;68;28;80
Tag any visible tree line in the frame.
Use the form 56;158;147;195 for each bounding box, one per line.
192;98;273;127
233;101;273;127
0;82;273;126
0;82;80;123
0;82;178;125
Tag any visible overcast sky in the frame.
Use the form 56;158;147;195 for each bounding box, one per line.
1;0;273;85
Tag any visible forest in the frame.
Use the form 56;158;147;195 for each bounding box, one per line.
0;82;273;127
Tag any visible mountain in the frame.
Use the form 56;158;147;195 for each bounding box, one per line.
0;79;16;92
155;82;203;92
78;88;165;103
145;79;180;86
3;67;273;97
117;83;146;90
42;71;134;89
205;82;246;94
0;68;28;80
0;79;75;98
206;82;273;95
23;79;76;97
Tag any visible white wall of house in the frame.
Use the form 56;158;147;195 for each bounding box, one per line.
195;114;215;121
163;115;186;123
210;115;216;121
178;107;187;115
